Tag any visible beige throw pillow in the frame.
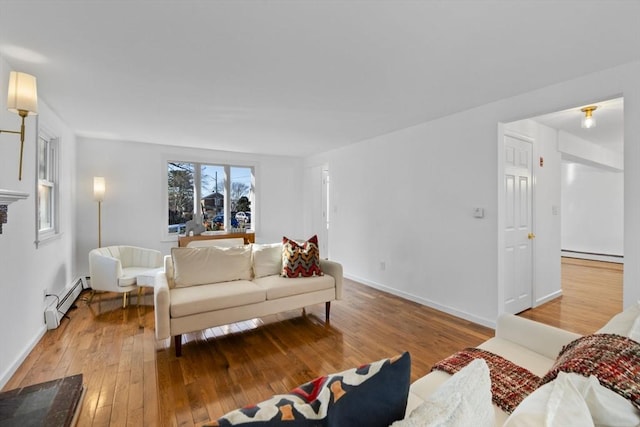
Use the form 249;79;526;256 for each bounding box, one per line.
171;245;252;288
252;243;282;278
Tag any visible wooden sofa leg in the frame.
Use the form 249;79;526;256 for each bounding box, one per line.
325;302;331;323
175;335;182;357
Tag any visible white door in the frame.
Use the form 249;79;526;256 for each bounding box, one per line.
503;134;534;314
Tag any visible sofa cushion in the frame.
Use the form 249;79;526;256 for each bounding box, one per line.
478;337;557;377
598;302;640;335
172;245;252;288
252;243;282;278
208;352;411;427
170;280;265;318
392;359;494;427
253;274;335;300
281;235;323;278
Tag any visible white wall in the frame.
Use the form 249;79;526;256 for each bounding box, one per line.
305;60;640;326
532;124;562;306
74;137;305;275
0;57;77;387
561;161;624;257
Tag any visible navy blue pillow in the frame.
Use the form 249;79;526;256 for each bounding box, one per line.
209;352;411;427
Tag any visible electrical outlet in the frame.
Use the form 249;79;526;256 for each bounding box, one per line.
43;288;48;300
380;261;386;271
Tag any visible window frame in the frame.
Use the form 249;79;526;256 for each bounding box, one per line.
163;156;256;241
35;125;60;247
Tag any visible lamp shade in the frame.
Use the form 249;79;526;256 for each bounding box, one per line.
7;71;38;115
93;177;106;202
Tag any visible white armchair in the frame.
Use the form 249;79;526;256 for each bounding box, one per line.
88;245;163;308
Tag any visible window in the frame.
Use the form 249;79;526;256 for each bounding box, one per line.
36;128;59;246
167;161;254;236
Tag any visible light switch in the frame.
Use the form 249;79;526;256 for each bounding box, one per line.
473;207;484;218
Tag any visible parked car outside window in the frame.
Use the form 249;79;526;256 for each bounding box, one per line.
212;214;238;228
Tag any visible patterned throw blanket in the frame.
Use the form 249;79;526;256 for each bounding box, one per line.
541;333;640;410
432;348;541;413
432;334;640;414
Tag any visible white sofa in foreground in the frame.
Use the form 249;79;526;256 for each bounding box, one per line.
154;242;343;356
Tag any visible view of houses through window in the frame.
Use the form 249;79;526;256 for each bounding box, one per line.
168;161;254;235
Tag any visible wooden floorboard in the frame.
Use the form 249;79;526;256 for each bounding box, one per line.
519;258;623;335
3;258;622;426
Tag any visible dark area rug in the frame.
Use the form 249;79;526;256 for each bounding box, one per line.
0;374;84;427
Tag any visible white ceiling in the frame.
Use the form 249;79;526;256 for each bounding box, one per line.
0;1;638;157
533;97;625;154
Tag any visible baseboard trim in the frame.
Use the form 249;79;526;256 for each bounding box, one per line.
534;289;562;307
344;273;496;329
561;250;623;264
0;325;47;389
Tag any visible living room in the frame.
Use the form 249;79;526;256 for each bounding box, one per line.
1;1;639;425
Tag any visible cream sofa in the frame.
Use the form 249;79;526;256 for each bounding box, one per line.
405;307;640;426
154;243;343;356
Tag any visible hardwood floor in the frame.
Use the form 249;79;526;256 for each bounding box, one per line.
519;257;623;335
3;258;622;426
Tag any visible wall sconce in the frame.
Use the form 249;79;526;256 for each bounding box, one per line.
0;72;38;180
93;177;105;248
581;105;597;129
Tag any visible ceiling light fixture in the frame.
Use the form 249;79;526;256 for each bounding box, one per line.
0;71;39;180
581;105;597;129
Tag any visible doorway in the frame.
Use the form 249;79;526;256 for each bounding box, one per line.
499;97;624;315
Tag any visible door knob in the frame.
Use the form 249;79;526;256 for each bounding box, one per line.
528;232;536;239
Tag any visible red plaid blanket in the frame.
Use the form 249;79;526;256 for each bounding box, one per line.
431;347;541;413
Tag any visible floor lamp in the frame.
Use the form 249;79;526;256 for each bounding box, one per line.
93;177;105;248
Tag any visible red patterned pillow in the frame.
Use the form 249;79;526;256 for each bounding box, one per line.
281;235;323;278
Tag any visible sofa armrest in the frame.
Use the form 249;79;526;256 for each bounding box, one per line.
495;313;581;360
154;269;171;340
320;259;343;300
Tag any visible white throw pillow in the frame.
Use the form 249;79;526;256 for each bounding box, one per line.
252;243;282;278
504;373;593;427
504;372;640;427
172;245;252;287
390;359;494;427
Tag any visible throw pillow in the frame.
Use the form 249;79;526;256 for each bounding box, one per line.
390;358;494;427
505;372;640;427
252;243;282;278
207;352;411;427
171;245;252;288
281;235;323;278
503;372;594;427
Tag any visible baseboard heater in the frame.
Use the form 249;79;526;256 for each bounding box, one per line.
44;277;86;330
